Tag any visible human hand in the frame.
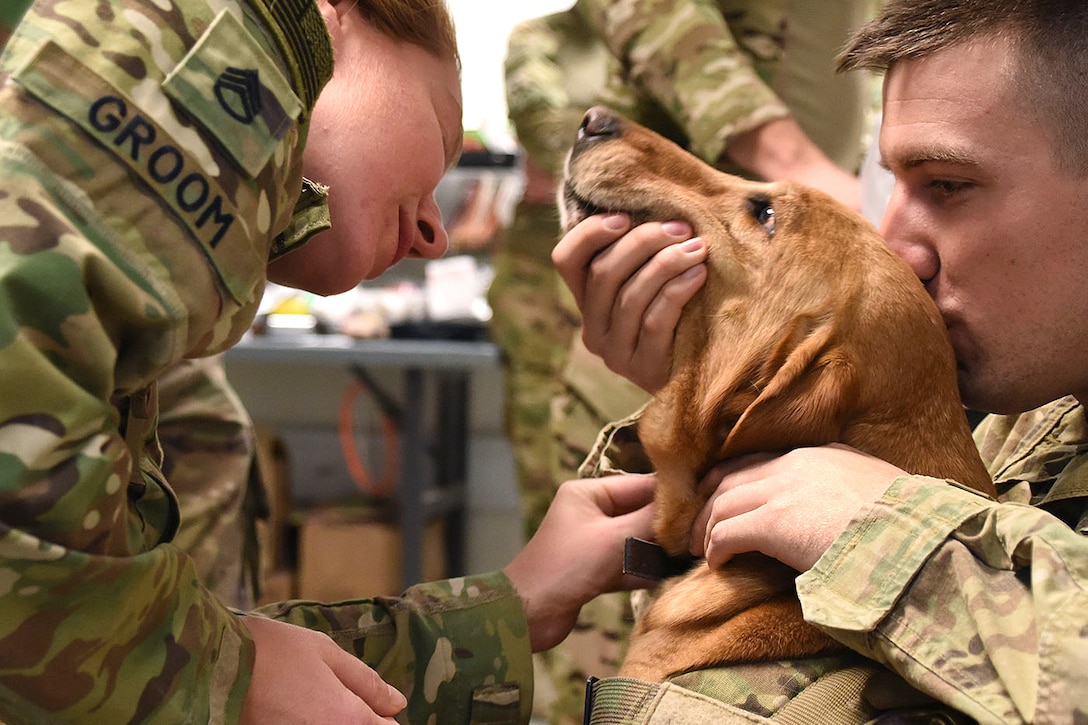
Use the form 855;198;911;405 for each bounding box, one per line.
552;214;707;392
690;445;906;572
504;474;656;652
240;616;406;724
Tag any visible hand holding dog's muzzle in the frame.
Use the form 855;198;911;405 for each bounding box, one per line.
552;215;707;393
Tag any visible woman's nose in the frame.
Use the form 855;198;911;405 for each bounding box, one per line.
413;194;449;260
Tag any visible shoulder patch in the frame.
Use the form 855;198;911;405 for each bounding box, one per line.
11;39;264;304
163;8;302;178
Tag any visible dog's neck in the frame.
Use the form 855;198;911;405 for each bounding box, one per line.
664;293;994;495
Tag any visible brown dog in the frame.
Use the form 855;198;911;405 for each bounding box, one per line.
559;107;995;681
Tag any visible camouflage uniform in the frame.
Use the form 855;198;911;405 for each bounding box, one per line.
0;2;532;724
0;2;33;50
577;399;1088;722
796;396;1088;723
494;8;673;722
490;5;610;541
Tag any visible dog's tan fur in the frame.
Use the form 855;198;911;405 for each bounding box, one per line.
560;107;995;681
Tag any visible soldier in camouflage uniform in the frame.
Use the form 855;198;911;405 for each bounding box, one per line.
0;1;660;723
555;0;1088;721
491;11;669;721
487;5;607;542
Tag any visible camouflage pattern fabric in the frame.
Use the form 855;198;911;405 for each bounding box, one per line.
795;396;1088;723
157;355;262;610
0;2;533;723
586;659;976;724
253;575;532;725
487;202;579;540
502;7;612;179
577;0;877;173
0;1;33;50
493;6;621;542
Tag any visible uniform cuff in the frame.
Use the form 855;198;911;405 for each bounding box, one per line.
797;477;993;634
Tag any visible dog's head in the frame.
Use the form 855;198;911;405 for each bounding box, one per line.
559;108;992;540
560;107;886;327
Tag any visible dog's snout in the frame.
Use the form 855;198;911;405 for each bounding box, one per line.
576;106;621;147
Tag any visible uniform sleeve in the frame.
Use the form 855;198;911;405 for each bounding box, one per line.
0;148;257;725
157;355;258;609
254;572;534;725
797;476;1088;723
503;15;589;176
576;0;790;165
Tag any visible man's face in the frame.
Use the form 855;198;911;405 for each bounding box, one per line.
268;2;463;295
878;35;1088;414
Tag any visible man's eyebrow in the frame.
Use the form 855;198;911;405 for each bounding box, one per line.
880;145;980;171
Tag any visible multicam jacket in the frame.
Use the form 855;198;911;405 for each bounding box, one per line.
0;2;531;724
798;397;1088;723
577;0;877;174
580;398;1088;723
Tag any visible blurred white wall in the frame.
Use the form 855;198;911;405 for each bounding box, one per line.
447;1;574;149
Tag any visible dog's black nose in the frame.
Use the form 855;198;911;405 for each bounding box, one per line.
577;106;621;144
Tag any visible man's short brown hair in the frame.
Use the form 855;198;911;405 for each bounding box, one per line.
838;0;1088;175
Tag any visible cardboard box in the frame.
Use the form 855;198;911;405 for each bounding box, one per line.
297;506;446;601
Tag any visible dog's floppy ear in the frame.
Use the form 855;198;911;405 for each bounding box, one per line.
703;320;859;458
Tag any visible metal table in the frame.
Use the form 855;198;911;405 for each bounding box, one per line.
225;333;500;588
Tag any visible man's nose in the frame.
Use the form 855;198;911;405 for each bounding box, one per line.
879;188;939;284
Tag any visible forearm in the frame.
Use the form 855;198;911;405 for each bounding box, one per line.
724;117;861;208
578;0;789;165
798;477;1088;723
255;572;534;725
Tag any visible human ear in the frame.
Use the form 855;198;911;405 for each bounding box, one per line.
315;0;355;30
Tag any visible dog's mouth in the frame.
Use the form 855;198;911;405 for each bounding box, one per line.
560;180;656;232
560;183;605;231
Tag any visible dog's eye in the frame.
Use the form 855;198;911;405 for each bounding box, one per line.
747;197;776;236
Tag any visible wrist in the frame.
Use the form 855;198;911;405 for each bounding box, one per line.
503;563;560;653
